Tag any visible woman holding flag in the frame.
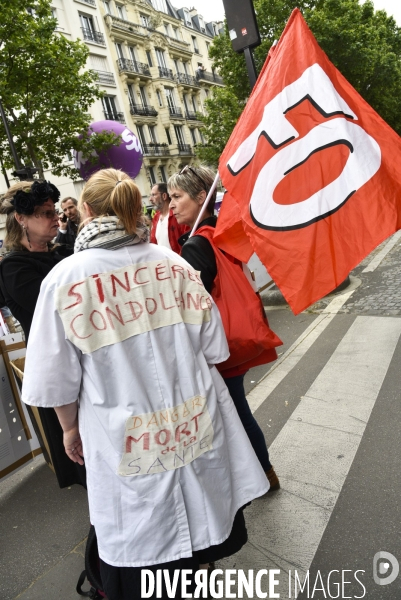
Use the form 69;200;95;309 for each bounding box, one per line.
169;165;282;491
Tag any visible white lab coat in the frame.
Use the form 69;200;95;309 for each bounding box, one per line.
22;242;268;567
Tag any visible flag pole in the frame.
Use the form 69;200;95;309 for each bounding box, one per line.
188;173;220;238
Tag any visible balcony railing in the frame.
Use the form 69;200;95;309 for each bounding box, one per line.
178;144;193;155
81;27;105;45
142;145;170;157
175;73;199;87
195;70;224;85
167;36;191;49
168;106;184;119
103;111;125;123
93;70;116;85
106;15;144;36
130;103;158;117
117;58;151;77
185;111;203;121
158;66;175;81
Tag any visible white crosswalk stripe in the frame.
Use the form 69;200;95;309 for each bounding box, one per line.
222;316;401;598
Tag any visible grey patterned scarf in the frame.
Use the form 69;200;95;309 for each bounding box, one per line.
74;216;149;253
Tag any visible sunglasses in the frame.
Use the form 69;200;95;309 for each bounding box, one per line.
34;209;59;220
179;165;208;191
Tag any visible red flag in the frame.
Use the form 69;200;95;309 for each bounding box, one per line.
216;8;401;314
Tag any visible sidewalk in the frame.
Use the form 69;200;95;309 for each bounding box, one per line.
0;455;89;600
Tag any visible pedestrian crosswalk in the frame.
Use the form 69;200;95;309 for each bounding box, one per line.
220;312;401;598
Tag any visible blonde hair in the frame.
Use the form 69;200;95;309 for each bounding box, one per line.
167;165;217;211
0;181;34;251
80;169;143;235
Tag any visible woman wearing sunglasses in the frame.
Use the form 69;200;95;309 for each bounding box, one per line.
169;165;281;491
0;180;86;489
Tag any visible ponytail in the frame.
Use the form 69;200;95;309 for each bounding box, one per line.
80;169;143;235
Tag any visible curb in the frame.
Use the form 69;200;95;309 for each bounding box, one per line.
260;276;351;307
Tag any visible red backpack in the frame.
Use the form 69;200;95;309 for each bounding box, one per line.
196;226;282;372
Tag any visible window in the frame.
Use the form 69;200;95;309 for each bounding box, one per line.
128;46;137;62
115;43;124;59
199;130;205;144
173;59;179;74
204;88;209;98
172;27;179;40
149;0;169;13
157;90;163;107
165;88;175;110
190;128;197;145
146;50;153;67
192;36;199;54
164;23;170;37
183;62;189;76
155;48;167;69
89;55;109;71
198;16;206;33
174;125;185;146
149;167;156;185
183;10;192;27
127;84;135;105
139;87;148;106
165;128;172;145
136;125;147;148
104;1;112;14
160;166;167;183
140;14;150;28
102;96;118;119
148;126;157;143
116;4;125;19
192;96;197;112
80;14;95;33
206;42;210;55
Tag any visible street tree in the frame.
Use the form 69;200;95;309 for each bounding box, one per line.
197;0;401;167
0;0;118;180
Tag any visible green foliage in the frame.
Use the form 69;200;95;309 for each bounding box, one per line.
195;87;244;167
0;0;119;180
202;0;401;163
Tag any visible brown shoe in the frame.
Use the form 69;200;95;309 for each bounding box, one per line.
265;466;280;491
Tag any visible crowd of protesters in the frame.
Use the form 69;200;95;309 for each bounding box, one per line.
0;167;282;600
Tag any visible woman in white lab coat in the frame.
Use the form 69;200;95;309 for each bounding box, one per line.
22;169;268;599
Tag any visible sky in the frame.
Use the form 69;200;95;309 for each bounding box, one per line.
170;0;401;26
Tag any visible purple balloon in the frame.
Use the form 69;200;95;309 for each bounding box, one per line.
74;120;143;180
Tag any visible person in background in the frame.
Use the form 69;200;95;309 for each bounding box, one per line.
56;196;80;247
22;168;269;600
0;180;85;489
169;165;281;491
149;182;188;253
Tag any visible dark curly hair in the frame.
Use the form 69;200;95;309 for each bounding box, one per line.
0;180;61;250
10;180;60;215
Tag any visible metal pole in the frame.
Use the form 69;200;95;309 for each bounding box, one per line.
244;47;258;90
0;98;22;171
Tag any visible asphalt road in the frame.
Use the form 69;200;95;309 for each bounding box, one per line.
1;234;401;599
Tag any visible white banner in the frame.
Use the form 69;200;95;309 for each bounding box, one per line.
118;395;214;476
56;259;212;354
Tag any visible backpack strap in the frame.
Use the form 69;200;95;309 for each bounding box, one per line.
76;570;99;598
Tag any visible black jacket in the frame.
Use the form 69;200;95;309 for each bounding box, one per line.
179;216;218;294
55;219;79;249
0;245;72;340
